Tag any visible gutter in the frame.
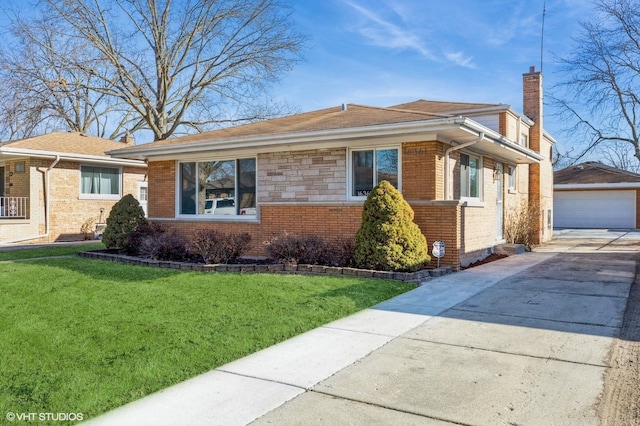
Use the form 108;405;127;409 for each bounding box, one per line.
0;148;146;167
444;132;485;200
1;155;60;245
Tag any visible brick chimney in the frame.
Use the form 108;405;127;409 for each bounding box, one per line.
523;65;553;244
119;132;135;145
523;65;542;153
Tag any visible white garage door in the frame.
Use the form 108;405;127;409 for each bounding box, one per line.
554;190;636;228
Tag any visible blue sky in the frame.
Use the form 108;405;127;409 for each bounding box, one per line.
275;0;595;157
0;0;595;155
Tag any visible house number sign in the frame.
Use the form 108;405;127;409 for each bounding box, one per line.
432;241;445;258
432;241;445;268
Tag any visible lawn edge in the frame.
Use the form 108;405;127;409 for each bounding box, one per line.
78;250;453;285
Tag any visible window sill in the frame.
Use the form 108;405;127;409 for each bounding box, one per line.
175;215;259;224
507;188;517;195
461;199;486;208
79;194;121;201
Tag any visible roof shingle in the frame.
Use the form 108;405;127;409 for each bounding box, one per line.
1;132;131;157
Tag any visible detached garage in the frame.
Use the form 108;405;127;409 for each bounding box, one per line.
554;162;640;229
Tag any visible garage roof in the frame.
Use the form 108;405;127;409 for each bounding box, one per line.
555;162;640;185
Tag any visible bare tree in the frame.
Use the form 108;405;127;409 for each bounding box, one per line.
33;0;305;141
0;13;133;140
597;141;640;172
551;0;640;166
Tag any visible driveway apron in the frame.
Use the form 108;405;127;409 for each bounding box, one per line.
252;235;638;426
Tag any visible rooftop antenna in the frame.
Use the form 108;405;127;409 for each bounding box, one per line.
540;0;546;73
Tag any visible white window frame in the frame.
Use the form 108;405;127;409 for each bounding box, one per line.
348;146;401;201
175;157;257;220
460;153;482;201
79;165;122;200
507;165;516;191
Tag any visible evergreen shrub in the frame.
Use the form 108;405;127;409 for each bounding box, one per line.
102;194;148;250
354;180;430;272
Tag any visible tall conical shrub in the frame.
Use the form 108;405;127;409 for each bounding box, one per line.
102;194;148;250
354;180;430;272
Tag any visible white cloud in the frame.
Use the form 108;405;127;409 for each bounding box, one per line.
444;51;476;69
343;1;437;61
342;1;484;69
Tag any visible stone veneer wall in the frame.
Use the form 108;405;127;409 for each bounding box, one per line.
258;148;347;203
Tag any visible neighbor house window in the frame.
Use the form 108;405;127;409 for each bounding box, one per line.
520;133;529;148
80;166;121;198
179;158;256;217
460;153;481;199
14;162;25;173
351;148;399;198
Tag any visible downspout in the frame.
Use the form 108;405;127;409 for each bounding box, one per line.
0;155;60;244
43;155;61;239
444;132;485;200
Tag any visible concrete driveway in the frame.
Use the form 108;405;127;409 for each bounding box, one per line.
87;230;638;426
251;231;638;425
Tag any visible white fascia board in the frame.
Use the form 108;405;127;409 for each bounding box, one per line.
543;131;557;145
445;105;536;126
110;116;542;163
0;147;146;167
554;183;640;190
461;120;544;163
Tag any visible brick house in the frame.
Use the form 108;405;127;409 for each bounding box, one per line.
0;132;147;244
110;67;554;269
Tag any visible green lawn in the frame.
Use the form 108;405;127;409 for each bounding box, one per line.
0;242;105;261
0;246;414;424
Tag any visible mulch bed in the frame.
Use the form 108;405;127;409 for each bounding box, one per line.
461;253;508;269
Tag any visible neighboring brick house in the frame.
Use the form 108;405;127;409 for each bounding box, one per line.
0;132;147;244
554;162;640;229
110;67;554;269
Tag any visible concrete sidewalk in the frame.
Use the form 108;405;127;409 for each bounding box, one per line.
85;237;637;425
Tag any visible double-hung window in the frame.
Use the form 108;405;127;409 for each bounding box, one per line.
179;158;256;217
80;165;121;199
460;153;481;199
351;148;399;198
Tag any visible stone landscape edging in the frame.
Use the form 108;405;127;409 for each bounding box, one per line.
78;250;452;285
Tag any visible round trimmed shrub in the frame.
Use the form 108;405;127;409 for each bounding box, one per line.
102;194;148;250
354;180;430;272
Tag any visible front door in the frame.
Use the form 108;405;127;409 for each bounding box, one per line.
138;182;148;217
495;163;503;240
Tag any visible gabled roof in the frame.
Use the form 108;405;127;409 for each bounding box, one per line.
0;132;146;166
554;162;640;185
